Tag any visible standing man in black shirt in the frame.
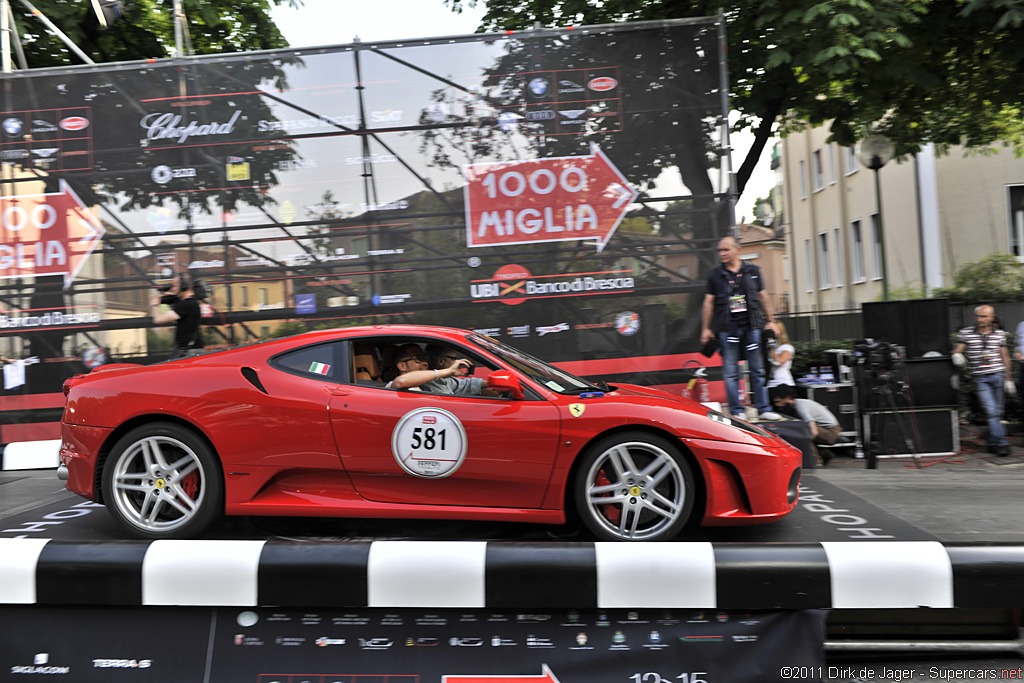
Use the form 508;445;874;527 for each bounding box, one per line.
150;273;204;359
700;236;781;421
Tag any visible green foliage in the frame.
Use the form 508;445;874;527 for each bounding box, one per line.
11;0;302;67
450;0;1024;193
874;281;927;300
932;252;1024;302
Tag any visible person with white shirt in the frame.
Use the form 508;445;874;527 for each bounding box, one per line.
767;320;795;398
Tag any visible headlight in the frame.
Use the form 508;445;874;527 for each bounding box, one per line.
706;410;773;438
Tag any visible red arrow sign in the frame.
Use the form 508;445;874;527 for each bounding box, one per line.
464;145;637;252
0;180;105;286
444;664;561;683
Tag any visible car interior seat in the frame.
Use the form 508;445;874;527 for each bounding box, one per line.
381;344;400;383
353;344;382;384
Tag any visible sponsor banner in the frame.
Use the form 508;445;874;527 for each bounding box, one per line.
513;67;623;136
0;107;93;171
295;293;317;315
470;264;635;306
0;310;101;330
0;606;824;682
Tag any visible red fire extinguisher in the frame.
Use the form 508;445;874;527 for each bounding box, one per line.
681;359;710;403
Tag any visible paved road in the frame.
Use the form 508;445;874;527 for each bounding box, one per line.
3;450;1024;542
4;456;1024;680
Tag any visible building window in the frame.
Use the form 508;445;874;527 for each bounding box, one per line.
817;233;831;288
845;146;859;175
240;287;249;308
833;227;843;287
850;219;866;282
828;145;837;184
259;288;269;305
812;149;824;191
783;254;790;282
260;326;270;338
804;238;813;292
1009;185;1024;259
871;213;883;280
798;160;807;198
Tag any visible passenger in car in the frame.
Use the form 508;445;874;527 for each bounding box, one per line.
386;343;489;395
423;344;493;395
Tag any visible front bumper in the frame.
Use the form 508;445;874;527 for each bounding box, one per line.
685;437;802;525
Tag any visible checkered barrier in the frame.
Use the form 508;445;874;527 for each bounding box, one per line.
2;539;1023;609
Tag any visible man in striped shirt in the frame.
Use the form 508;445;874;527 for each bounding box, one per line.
952;305;1016;456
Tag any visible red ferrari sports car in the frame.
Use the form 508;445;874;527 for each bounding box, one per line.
58;325;801;542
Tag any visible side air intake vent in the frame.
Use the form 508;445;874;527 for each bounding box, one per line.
241;367;268;394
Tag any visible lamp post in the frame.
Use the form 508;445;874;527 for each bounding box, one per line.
857;134;895;300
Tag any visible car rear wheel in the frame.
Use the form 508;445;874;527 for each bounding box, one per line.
103;422;222;539
574;432;694;541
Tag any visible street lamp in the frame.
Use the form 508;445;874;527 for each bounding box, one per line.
857;134;895;300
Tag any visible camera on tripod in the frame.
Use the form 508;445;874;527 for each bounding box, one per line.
853;338;902;372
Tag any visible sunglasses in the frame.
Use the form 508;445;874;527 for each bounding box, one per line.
398;355;427;363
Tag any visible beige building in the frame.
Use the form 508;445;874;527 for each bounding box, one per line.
779;126;1024;312
736;223;789;315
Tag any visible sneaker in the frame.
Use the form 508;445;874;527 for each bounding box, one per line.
758;411;783;421
731;413;746;421
997;445;1012;457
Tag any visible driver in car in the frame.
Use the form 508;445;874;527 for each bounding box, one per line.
386;343;488;395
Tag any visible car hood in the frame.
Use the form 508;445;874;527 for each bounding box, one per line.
584;382;790;448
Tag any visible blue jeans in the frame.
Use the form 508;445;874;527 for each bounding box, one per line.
718;324;769;416
975;372;1008;448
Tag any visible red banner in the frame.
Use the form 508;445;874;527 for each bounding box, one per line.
0;180;104;286
464;145;637;252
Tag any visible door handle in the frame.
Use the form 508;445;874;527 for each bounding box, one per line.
326;386;353;396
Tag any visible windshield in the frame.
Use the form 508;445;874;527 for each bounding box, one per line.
469;334;604;395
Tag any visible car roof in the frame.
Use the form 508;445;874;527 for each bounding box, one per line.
286;324;472;345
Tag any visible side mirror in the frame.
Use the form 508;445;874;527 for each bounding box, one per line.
486;371;524;399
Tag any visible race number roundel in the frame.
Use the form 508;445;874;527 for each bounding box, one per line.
391;408;468;479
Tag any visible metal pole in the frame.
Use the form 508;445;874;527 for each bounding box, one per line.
827;634;1024;655
874;167;889;301
16;0;94;64
717;10;736;230
8;1;27;70
173;0;183;57
1;0;11;73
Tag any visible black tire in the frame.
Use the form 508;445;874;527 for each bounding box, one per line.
102;422;223;539
573;431;695;541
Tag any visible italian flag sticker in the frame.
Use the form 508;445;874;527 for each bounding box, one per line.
309;362;330;375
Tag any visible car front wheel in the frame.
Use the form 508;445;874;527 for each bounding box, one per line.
103;422;222;539
574;432;695;541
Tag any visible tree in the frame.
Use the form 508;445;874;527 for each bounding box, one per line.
933;252;1024;303
9;0;302;67
449;0;1024;195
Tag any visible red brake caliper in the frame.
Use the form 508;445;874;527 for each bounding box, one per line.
596;469;621;525
181;471;199;501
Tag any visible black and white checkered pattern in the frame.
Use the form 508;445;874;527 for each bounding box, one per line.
2;539;1023;609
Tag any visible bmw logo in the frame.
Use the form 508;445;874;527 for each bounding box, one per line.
2;118;23;137
527;78;549;97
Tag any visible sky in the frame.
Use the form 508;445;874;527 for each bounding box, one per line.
268;0;777;223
